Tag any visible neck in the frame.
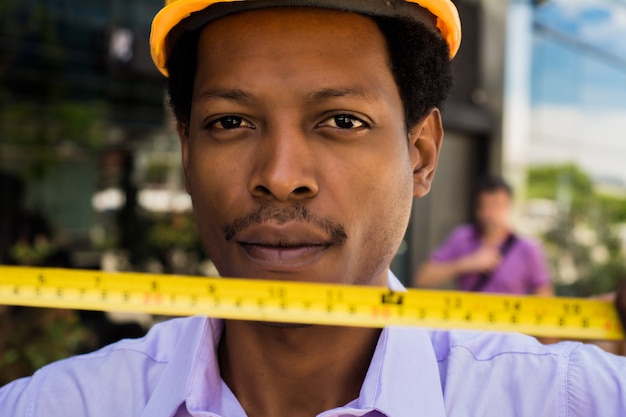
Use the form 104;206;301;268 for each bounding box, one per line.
218;321;381;417
480;224;509;245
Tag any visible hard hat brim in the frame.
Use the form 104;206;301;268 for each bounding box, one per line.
150;0;461;77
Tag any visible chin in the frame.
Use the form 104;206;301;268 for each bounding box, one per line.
256;321;313;329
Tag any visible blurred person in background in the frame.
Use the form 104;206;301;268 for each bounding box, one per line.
414;176;553;295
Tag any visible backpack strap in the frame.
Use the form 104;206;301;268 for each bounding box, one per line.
468;233;518;292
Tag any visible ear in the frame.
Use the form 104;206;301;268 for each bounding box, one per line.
176;121;192;194
408;108;444;198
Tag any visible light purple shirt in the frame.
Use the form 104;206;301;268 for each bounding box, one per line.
1;272;625;416
431;224;551;294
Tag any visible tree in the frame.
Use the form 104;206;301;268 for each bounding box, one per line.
526;164;626;296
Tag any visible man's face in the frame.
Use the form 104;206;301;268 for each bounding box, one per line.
179;8;441;286
475;190;512;233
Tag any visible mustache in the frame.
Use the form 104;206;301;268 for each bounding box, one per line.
223;203;347;246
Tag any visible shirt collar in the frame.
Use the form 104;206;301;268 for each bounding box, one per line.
350;325;447;417
185;319;247;417
322;271;446;417
143;271;446;417
138;316;220;417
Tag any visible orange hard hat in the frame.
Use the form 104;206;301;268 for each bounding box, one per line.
150;0;462;77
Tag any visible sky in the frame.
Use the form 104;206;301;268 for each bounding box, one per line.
532;0;626;108
526;0;626;185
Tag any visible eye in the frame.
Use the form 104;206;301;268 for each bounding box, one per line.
319;114;369;130
207;116;255;130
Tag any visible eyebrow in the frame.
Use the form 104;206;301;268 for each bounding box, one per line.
308;87;380;102
195;86;380;104
194;88;254;103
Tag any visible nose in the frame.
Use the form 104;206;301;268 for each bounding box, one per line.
248;126;319;202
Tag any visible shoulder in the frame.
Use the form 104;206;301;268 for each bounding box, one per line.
431;225;476;260
438;225;476;248
430;329;575;363
448;224;476;240
54;315;208;364
0;316;209;417
513;234;544;255
431;331;573;415
431;330;626;416
566;342;626;415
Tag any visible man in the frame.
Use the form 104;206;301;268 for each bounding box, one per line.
414;176;553;295
1;1;625;416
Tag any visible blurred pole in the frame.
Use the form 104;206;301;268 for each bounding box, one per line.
116;148;149;267
502;0;534;224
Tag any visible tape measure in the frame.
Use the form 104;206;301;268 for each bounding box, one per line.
0;265;623;341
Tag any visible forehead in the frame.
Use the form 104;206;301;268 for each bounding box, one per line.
189;7;404;109
194;8;391;80
195;6;388;43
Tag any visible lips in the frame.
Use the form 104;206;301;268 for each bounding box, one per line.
235;222;334;269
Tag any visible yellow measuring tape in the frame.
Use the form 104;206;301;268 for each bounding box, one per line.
0;265;623;341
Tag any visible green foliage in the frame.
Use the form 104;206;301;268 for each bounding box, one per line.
0;307;97;386
148;214;200;251
0;99;105;148
555;259;626;297
599;194;626;224
526;164;626;297
9;239;55;265
527;163;594;217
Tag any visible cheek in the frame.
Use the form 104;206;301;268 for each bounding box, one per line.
187;168;222;247
185;142;246;244
367;157;413;235
367;137;413;210
348;153;413;284
343;141;414;273
187;153;218;209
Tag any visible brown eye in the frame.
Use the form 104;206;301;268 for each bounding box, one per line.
320;114;368;129
209;116;254;130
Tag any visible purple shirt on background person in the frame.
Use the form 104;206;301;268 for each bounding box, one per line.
431;224;551;294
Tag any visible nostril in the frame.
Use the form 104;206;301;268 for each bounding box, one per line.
292;186;311;196
254;185;272;196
